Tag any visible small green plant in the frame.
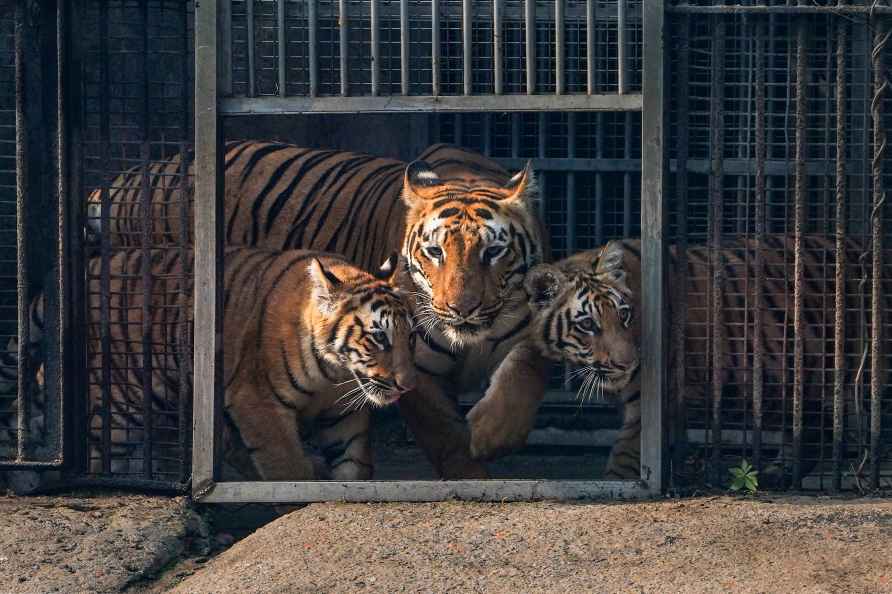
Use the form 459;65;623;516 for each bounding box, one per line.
728;459;759;495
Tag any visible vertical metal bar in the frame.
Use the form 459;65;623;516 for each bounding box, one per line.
641;0;665;493
192;0;223;498
511;112;520;159
832;14;847;492
463;0;471;95
869;18;888;491
484;113;493;156
400;0;409;95
792;16;807;489
555;0;564;95
140;0;154;481
753;16;766;473
13;1;29;461
246;0;255;97
432;0;440;96
708;15;725;487
371;0;380;96
537;112;546;221
220;0;233;96
525;0;535;94
623;112;632;236
595;112;604;245
586;0;594;94
339;0;348;96
493;0;502;95
278;0;286;96
178;145;191;482
308;0;318;97
617;0;627;94
55;0;69;468
99;0;112;475
672;13;691;487
567;113;576;253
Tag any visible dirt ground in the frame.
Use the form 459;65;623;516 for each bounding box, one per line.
2;493;891;594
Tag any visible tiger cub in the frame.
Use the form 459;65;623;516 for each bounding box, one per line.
523;235;887;485
2;247;415;483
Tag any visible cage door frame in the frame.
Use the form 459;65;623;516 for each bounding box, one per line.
192;0;666;503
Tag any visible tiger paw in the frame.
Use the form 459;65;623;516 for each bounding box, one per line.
466;396;532;461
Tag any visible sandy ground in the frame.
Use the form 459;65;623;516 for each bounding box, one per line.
172;496;892;594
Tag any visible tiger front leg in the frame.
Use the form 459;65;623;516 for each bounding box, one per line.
466;342;549;461
398;372;489;479
315;407;374;480
226;393;316;481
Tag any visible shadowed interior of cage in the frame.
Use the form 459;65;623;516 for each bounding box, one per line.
79;0;194;485
668;7;892;491
228;0;642;98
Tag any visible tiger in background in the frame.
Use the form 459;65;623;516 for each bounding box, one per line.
3;246;414;483
521;235;890;485
84;140;551;479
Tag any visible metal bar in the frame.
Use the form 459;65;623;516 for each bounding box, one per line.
623;111;632;236
339;0;348;96
511;113;520;159
668;4;892;14
869;18;888;491
493;0;503;95
753;16;766;474
178;142;191;481
555;0;564;95
463;0;471;95
586;0;594;94
221;93;644;114
220;0;233;96
371;0;380;96
99;0;112;475
400;0;408;95
525;0;535;94
832;15;846;493
140;1;154;481
54;0;69;469
595;112;604;244
708;14;725;487
671;13;691;488
640;0;665;492
484;113;493;156
536;113;546;221
566;113;576;253
13;0;29;461
617;0;627;94
308;0;318;97
278;0;286;96
432;0;440;96
198;480;653;504
246;0;255;97
192;0;223;498
792;16;807;489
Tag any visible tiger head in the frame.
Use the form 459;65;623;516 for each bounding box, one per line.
401;160;543;347
524;241;641;397
308;255;416;408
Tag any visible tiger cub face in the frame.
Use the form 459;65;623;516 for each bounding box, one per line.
401;160;543;347
524;241;640;397
308;256;416;407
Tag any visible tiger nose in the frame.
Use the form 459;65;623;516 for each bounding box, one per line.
447;298;482;318
394;374;416;393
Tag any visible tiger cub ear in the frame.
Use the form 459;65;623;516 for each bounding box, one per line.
524;263;567;311
402;160;442;206
593;241;628;288
308;258;343;314
374;253;399;281
501;160;537;208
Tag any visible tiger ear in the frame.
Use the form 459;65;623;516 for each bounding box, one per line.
374;253;399;281
402;160;442;207
524;263;567;312
593;241;627;287
308;258;343;314
501;160;536;208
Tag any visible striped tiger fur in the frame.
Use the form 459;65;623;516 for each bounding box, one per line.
85;141;551;478
7;246;413;482
524;235;890;484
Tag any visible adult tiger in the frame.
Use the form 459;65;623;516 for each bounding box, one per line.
4;246;414;482
85;141;551;478
520;235;889;484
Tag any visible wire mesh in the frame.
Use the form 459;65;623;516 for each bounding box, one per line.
668;9;892;492
79;0;194;487
227;0;642;98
